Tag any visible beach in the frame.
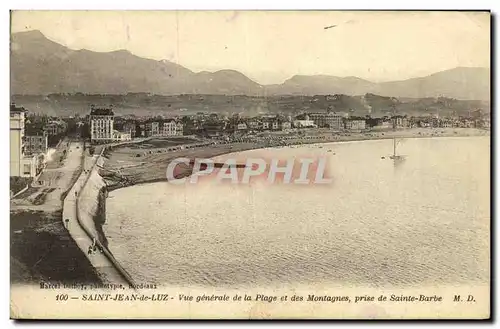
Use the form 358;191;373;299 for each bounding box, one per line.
101;128;490;191
103;133;490;289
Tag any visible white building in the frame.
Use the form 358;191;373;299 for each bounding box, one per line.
162;120;183;136
293;120;316;128
280;121;292;130
236;122;248;130
90;106;114;143
391;116;410;129
113;130;132;141
10;105;37;177
345;119;366;131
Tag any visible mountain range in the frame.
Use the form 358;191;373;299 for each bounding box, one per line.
10;30;490;100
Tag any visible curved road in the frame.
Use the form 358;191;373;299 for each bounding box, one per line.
62;143;128;285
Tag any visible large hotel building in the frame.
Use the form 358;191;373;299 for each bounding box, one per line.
89;106;114;143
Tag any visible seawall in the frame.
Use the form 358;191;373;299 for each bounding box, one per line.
75;151;137;286
77;156;109;247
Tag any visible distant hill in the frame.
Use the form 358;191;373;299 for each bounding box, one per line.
377;67;490;101
10;30;261;96
11;30;490;100
10;93;490;119
265;75;378;96
266;68;490;100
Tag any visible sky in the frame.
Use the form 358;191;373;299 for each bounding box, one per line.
10;10;490;85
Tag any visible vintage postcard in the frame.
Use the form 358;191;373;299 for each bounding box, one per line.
9;10;490;319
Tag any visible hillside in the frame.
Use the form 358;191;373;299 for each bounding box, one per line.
10;30;490;100
10;93;490;118
10;31;260;96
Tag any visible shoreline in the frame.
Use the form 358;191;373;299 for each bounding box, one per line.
94;127;489;286
102;128;490;193
97;130;490;290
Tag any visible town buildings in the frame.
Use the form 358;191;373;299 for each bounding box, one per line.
144;121;155;137
112;130;132;141
174;121;184;136
89;106;114;143
291;114;315;128
134;119;185;137
45;120;68;136
309;112;345;130
24;134;48;156
10;104;37;177
151;122;160;136
246;118;261;130
235;122;248;131
280;121;292;130
371;119;393;130
162;120;183;136
261;120;278;130
139;123;146;137
345;119;366;131
293;119;316;128
122;121;137;138
391;116;410;129
203;120;226;138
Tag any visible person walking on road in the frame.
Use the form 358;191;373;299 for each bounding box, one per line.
92;238;98;253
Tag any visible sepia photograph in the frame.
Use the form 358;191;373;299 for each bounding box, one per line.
9;9;491;319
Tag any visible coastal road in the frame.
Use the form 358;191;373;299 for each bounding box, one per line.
11;141;84;211
62;149;129;285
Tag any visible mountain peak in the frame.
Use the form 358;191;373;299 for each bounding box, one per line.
12;30;46;40
11;29;71;58
213;69;248;76
9;30;490;100
109;49;131;55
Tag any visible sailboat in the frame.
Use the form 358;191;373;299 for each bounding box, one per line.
389;138;405;161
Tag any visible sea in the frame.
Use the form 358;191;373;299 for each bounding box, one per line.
104;136;490;289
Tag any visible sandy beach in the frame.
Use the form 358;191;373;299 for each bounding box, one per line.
101;127;490;191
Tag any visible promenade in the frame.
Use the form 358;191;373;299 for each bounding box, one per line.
61;148;128;285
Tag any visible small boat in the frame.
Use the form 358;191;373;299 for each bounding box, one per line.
389;138;406;161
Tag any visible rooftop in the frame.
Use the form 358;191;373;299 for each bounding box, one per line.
90;106;114;116
10;104;26;113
